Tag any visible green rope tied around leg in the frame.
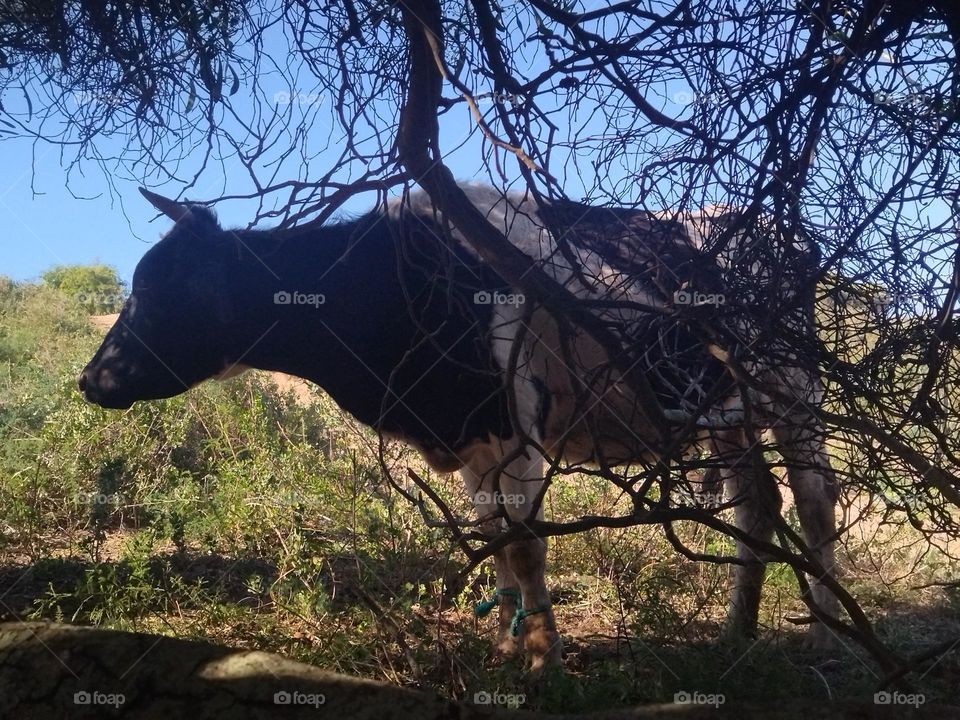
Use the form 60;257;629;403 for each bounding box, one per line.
510;605;551;637
474;588;521;618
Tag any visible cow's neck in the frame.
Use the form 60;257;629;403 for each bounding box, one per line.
209;213;509;447
218;215;397;392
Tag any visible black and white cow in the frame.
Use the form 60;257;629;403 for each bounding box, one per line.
79;184;839;673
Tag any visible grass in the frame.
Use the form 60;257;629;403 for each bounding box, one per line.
1;278;959;713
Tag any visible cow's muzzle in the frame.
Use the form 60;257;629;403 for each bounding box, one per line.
78;366;133;409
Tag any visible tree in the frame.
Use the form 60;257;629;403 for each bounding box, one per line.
42;264;125;314
3;0;960;686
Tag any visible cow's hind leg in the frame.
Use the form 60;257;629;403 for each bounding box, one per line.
462;441;562;674
771;418;839;649
711;428;782;640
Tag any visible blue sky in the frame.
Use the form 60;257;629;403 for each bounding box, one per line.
0;104;565;286
0;11;951;295
0;7;688;289
1;112;615;289
0;26;560;286
0;111;467;286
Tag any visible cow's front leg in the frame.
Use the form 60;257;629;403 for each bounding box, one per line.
499;451;562;674
475;544;523;659
462;442;562;674
492;550;522;658
502;534;561;674
462;456;522;660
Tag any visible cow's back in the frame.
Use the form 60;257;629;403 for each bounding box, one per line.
396;186;729;464
394;186;818;466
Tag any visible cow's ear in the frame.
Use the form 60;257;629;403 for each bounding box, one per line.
139;188;220;234
180;205;220;234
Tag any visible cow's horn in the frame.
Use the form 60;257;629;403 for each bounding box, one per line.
139;187;192;223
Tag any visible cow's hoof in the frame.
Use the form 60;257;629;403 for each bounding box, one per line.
526;658;566;685
494;635;523;661
526;651;563;680
524;629;563;679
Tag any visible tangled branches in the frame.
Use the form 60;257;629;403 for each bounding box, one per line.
4;0;960;688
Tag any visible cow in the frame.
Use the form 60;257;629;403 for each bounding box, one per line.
79;184;839;674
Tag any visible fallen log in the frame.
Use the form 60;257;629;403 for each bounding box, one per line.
0;622;955;719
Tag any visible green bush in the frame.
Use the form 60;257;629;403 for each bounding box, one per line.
2;275;958;711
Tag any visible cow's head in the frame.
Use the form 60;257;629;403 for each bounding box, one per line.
79;189;235;409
